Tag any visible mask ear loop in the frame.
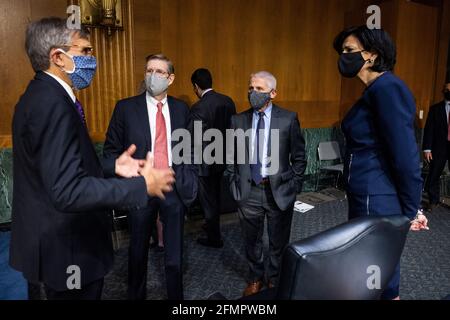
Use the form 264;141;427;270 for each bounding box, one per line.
55;49;75;74
360;50;375;65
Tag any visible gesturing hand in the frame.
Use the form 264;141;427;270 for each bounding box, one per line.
139;152;176;199
115;144;145;178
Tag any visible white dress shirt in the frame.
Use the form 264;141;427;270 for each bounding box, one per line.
44;71;76;103
251;102;273;177
146;92;172;166
201;88;213;97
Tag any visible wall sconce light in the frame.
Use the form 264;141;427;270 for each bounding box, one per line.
80;0;123;36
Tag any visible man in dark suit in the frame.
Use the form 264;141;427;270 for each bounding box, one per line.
423;82;450;211
103;54;198;300
190;68;236;248
225;71;306;296
10;18;175;300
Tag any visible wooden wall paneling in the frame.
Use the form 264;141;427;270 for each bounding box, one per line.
395;0;439;128
433;0;450;103
75;0;136;142
132;0;161;93
0;0;68;148
160;0;347;128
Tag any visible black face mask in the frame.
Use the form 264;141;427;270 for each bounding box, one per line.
444;90;450;101
338;51;369;78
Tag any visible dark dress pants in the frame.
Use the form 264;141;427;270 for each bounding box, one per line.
128;190;185;300
425;143;450;204
347;192;403;300
198;171;223;243
237;183;294;285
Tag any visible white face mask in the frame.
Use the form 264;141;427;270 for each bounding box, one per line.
145;73;169;97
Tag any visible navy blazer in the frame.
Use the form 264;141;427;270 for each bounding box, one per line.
103;93;198;207
341;72;422;219
189;90;236;176
10;72;148;290
422;101;447;157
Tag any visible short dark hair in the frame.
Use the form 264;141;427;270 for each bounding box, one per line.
333;25;396;72
191;68;212;90
145;53;174;74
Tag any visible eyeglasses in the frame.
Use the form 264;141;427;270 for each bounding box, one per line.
61;44;94;56
146;68;170;77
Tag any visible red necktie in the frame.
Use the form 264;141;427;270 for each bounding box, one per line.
447;109;450;141
153;102;169;169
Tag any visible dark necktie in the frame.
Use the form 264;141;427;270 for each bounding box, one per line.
251;112;265;184
74;99;87;126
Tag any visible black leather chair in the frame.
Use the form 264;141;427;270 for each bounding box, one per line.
212;215;411;300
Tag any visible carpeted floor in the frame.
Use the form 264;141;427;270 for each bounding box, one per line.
0;232;27;300
102;194;450;300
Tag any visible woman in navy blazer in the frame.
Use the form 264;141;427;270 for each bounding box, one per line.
333;26;429;300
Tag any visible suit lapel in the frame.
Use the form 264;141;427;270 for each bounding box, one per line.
167;96;178;150
440;101;447;130
36;72;81;116
135;93;152;151
244;109;253;159
268;104;281;157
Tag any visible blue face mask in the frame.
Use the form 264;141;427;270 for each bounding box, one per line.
57;49;97;90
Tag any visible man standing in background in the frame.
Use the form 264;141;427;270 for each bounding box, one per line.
423;80;450;211
190;68;236;248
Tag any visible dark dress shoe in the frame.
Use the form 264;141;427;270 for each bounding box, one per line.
243;281;263;297
197;237;224;248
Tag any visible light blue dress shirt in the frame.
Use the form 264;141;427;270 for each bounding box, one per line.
251;102;272;178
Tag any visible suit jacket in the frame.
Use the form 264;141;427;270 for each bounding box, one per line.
103;93;198;207
225;104;306;211
10;72;148;290
422;101;447;157
341;72;422;220
189;90;236;176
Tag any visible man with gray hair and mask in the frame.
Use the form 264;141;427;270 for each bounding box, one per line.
225;71;306;297
10;17;175;300
103;54;198;300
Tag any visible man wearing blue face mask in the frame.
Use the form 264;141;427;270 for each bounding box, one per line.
10;17;175;300
225;71;306;297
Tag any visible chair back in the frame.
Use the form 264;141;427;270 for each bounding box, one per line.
276;215;411;300
318;141;341;161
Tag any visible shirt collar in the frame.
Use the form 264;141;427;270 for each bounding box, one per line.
147;91;168;106
254;102;273;117
44;71;76;103
201;88;213;97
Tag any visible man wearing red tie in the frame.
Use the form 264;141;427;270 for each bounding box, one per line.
423;81;450;211
103;54;198;300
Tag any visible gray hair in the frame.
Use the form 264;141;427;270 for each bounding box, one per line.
250;71;277;90
145;53;175;74
25;17;90;72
